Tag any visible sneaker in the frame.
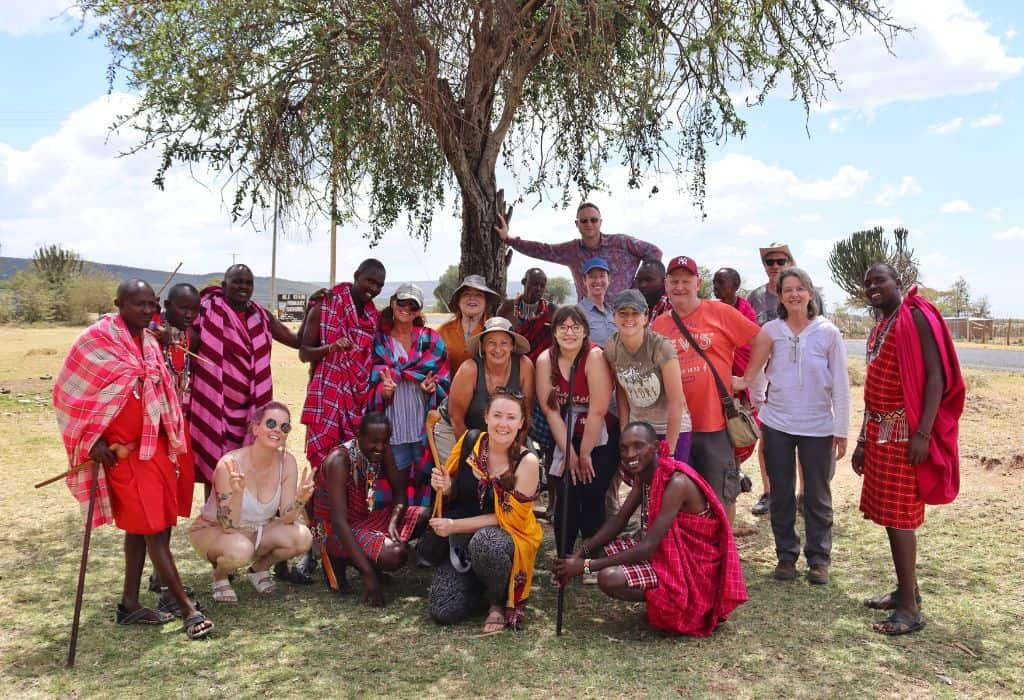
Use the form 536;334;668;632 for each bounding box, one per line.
751;493;770;516
807;564;830;585
773;561;797;581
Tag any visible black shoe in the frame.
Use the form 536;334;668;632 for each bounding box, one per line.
739;471;753;494
751;493;770;516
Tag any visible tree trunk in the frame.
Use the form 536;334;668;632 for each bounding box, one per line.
457;171;507;305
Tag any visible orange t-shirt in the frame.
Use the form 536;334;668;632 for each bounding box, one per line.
438;315;487;372
651;300;760;433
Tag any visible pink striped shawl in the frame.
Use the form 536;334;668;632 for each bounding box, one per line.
190;286;274;481
53;314;185;529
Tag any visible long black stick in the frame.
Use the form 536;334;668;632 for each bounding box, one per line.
67;462;99;668
556;353;581;636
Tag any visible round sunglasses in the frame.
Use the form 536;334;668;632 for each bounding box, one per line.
263;418;292;433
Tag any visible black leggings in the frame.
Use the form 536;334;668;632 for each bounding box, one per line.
552;434;619;555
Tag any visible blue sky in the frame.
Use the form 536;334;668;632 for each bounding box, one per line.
1;1;1022;314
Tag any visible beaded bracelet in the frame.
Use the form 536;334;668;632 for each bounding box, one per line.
914;429;931;440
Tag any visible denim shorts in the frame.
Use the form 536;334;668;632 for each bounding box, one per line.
391;441;421;471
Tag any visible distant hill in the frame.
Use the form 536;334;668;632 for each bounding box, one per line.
0;256;508;310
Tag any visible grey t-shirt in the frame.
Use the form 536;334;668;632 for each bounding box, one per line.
603;330;691;435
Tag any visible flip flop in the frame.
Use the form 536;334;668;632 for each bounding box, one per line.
873;612;926;636
476;610;506;637
864;588;922;611
182;612;215;640
116;604;173;626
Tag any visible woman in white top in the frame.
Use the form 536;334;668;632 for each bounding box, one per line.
189;401;314;602
736;268;850;586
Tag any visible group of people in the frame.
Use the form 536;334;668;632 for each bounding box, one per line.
53;201;964;642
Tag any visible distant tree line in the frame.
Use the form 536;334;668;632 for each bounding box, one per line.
0;245;118;324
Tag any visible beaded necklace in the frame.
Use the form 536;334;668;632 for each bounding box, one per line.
640;483;651;535
162;326;192;402
866;308;898;365
473;434;497;511
348;441;380;511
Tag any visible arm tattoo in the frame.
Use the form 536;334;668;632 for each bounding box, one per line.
216;493;235;528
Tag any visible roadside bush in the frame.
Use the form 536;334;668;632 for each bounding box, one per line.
66;274;118;324
9;270;55;322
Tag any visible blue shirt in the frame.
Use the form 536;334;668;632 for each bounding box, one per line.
580;297;616;347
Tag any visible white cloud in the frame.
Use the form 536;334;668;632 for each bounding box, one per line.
738;224;767;238
0;2;82;36
985;207;1004;222
993;227;1024;241
1007;29;1017;40
796;213;822;224
970;113;1004;128
821;0;1024;112
929;117;964;135
862;217;903;231
940;199;974;214
828;118;846;134
874;176;923;206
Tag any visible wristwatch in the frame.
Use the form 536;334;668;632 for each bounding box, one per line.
583;558;592;576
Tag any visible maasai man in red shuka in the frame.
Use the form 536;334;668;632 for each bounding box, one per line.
554;422;747;637
54;279;213;638
190;264;300;490
853;264;964;636
300;259;385;471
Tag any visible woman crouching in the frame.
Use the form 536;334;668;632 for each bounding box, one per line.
188;401;314;603
427;389;543;634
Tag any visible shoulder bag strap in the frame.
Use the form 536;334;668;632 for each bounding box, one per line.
669;310;738;418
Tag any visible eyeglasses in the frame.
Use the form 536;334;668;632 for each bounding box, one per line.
576;217;600;224
264;418;292;433
763;257;789;267
494;386;524;400
395;299;421;311
555;324;585;335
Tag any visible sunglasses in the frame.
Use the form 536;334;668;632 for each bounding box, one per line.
576;217;600;224
495;386;524;400
763;257;789;267
395;298;421;311
264;418;292;433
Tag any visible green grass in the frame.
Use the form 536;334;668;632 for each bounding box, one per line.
1;325;1023;698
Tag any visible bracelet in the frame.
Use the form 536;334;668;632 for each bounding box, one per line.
583;558;592;576
914;429;931;440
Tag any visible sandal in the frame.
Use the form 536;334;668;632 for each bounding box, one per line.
157;592;204;618
246;567;277;594
864;588;922;611
116;603;173;626
182;612;215;640
211;579;238;604
873;612;926;636
480;610;506;636
148;572;194;598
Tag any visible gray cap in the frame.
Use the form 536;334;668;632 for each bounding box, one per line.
611;289;649;313
393;283;424;309
449;274;500;311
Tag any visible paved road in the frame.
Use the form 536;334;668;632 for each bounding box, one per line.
844;340;1024;371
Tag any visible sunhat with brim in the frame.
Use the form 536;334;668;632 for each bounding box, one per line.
759;242;795;265
392;282;424;309
467;317;531;356
449;274;500;312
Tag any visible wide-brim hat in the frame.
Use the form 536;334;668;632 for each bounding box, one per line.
466;317;531;356
449;274;500;312
759;242;795;264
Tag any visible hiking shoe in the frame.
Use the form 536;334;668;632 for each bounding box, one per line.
773;561;797;581
751;493;770;516
807;564;830;585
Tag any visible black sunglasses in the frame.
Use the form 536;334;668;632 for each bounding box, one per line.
576;217;600;224
395;298;421;311
763;257;789;267
494;386;524;400
264;418;292;433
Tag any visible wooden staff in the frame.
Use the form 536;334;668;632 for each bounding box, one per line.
425;410;444;518
155;262;183;298
66;461;99;668
556;353;582;636
35;444;130;489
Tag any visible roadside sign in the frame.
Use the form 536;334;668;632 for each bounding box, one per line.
277;293;307;321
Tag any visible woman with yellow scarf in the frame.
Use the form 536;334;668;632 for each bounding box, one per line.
427;389;542;634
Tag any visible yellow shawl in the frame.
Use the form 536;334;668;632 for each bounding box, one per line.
445;432;543;623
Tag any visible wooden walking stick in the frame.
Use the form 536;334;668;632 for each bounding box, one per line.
66;460;101;668
425;409;444;518
155;262;183;298
35;444;129;489
556;353;582;636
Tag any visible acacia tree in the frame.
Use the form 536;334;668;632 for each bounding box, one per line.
827;226;919;307
80;1;899;294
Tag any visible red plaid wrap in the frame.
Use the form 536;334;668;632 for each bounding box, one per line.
301;283;379;470
53;314;185;529
648;295;672;327
190;286;274;482
604;536;659;590
644;444;748;636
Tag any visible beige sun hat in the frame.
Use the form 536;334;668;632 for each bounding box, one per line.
759;242;795;264
449;274;500;312
466;317;531;356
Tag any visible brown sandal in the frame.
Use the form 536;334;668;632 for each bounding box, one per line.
480;610;506;636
